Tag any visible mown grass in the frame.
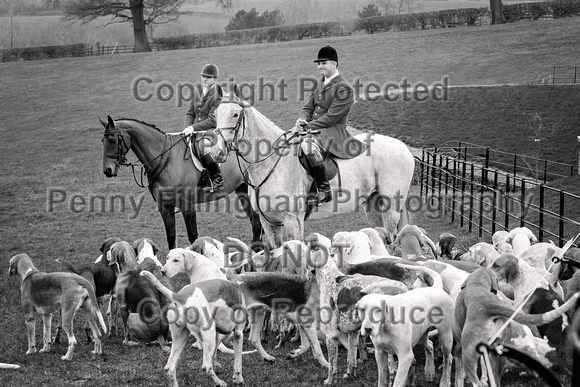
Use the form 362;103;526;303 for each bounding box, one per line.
1;16;579;387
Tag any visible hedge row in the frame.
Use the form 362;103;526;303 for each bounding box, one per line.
2;1;579;61
504;0;580;20
0;43;87;62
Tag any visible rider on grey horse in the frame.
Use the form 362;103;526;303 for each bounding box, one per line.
182;63;224;191
294;45;367;206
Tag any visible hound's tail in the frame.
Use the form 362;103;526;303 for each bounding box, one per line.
80;277;108;335
395;263;443;290
218;343;256;355
140;271;178;303
509;292;580;326
55;258;81;275
0;363;20;370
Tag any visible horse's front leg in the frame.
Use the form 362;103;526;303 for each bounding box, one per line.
182;210;198;245
234;183;262;250
159;203;177;250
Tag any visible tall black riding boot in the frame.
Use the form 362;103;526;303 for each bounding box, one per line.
203;161;224;192
307;158;332;206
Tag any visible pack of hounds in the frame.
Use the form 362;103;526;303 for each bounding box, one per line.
7;225;580;387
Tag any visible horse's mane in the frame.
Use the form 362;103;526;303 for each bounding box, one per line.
117;117;166;135
246;107;285;134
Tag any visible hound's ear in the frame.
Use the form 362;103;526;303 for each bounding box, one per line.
504;258;519;283
489;274;499;294
108;249;118;266
131;239;141;255
98;116;107;128
107;115;115;128
150;239;159;256
190;241;203;254
364;234;372;249
183;251;195;272
100;238;112;253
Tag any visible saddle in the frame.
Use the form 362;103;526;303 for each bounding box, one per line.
184;133;213;190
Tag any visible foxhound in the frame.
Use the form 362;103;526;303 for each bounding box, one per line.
133;237;163;268
453;267;579;387
141;271;245;387
490;252;574;373
160;248;256;355
9;254;107;361
505;226;537;257
356;264;454;387
459;242;500;268
109;240;166;347
392;225;437;261
309;248;407;384
54;237;120;342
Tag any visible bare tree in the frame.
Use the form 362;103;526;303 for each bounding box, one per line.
374;0;415;15
490;0;506;24
62;0;233;52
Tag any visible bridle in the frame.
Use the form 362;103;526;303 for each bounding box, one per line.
218;101;297;190
217;101;247;156
102;124;182;188
103;129;130;167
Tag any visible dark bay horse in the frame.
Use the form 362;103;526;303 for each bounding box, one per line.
100;116;262;249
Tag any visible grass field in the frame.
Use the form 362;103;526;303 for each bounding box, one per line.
1;16;579;386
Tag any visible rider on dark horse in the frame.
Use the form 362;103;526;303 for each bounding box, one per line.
182;63;224;192
293;45;367;207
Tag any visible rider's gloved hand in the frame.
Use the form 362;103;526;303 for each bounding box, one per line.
182;126;194;136
295;119;308;129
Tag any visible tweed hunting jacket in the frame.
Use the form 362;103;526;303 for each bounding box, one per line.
299;73;365;159
184;84;222;131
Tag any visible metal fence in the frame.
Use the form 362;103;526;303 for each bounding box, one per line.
418;148;580;247
431;141;574;183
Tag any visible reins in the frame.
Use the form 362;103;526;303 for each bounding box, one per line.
219;102;316;226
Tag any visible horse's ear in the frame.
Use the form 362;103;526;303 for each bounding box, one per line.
107;115;115;128
98;116;107;128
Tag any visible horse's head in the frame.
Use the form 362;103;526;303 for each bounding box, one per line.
100;115;131;177
215;93;250;158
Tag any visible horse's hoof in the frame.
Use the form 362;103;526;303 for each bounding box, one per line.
263;356;276;363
